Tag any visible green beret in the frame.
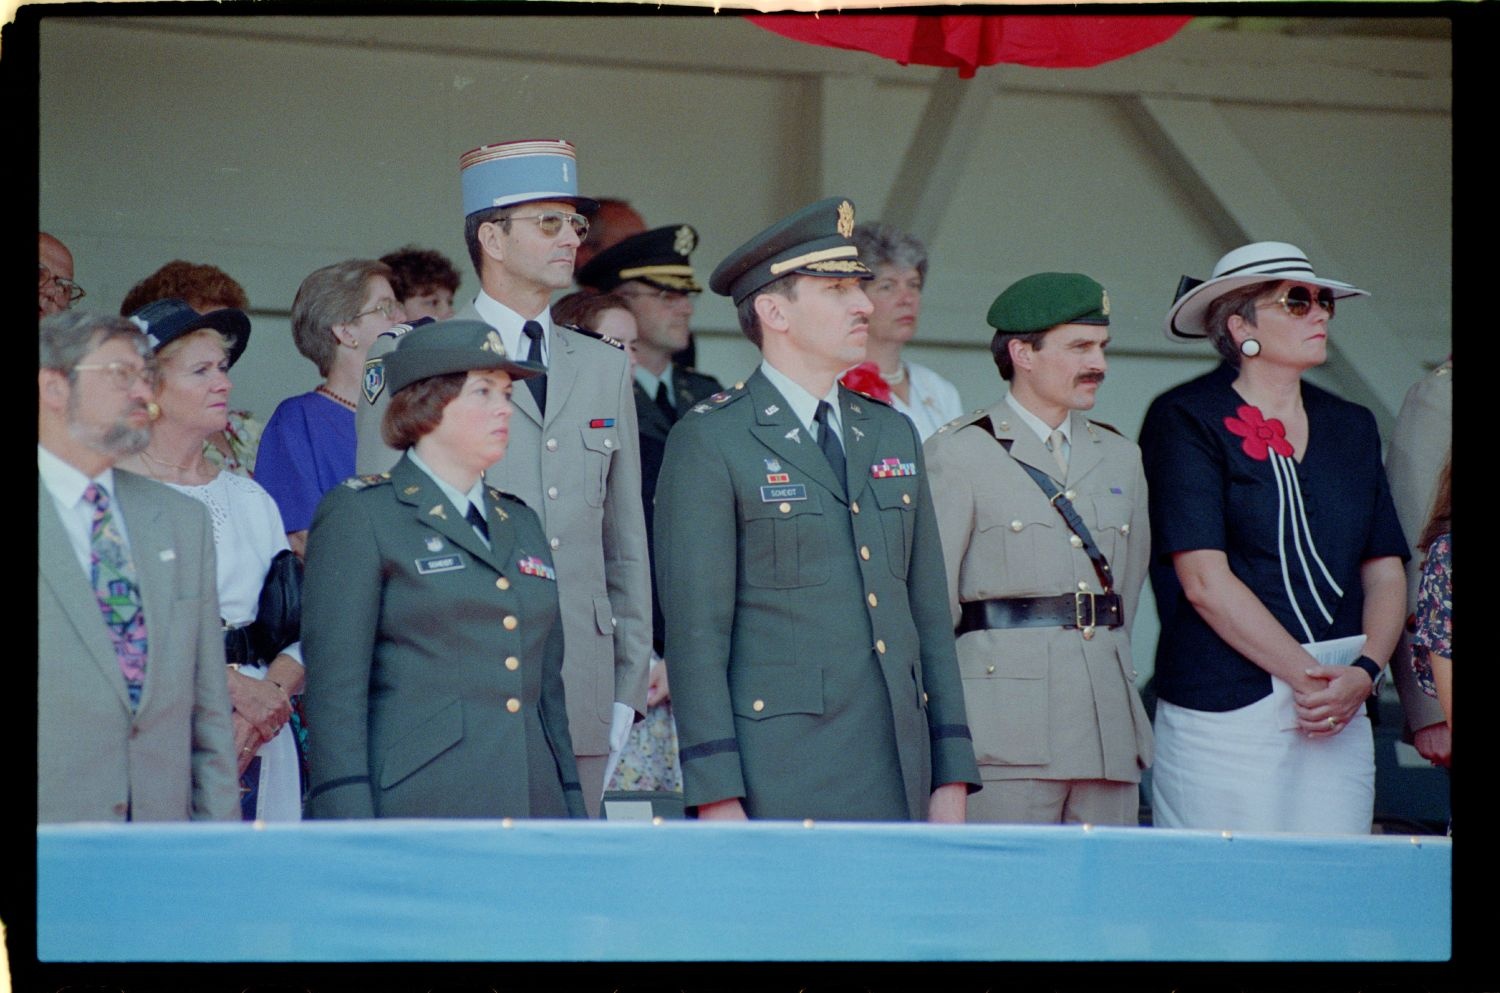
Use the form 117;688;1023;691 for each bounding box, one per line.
986;272;1111;334
383;319;545;396
709;197;873;305
577;224;702;293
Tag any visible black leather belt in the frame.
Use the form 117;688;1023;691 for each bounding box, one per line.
223;623;261;669
956;592;1124;636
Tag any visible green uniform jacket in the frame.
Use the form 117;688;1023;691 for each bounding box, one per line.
303;454;584;819
655;370;980;820
925;403;1153;786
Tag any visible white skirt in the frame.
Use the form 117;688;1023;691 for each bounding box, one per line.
1151;683;1373;835
239;665;303;822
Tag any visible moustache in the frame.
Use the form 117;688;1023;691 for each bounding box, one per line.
1076;372;1106;386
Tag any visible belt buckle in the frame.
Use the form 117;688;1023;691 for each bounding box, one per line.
1074;592;1097;641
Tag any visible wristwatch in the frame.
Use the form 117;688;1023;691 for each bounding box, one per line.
1350;655;1386;697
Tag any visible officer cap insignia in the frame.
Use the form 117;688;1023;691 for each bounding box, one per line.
674;225;697;256
479;329;506;355
836;200;855;238
1101;289;1110;316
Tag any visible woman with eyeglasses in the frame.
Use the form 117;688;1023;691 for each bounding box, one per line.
302;319;584;819
256;259;408;556
1139;242;1408;834
116;298;305;820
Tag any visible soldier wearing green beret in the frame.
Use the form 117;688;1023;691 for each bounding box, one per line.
654;197;980;821
303;319;585;819
924;272;1153;825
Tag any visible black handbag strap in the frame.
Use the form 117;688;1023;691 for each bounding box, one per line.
975;416;1115;594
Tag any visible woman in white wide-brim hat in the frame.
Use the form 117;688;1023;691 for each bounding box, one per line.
1140;242;1409;834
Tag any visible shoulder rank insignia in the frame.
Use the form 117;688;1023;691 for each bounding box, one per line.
517;555;556;580
1088;419;1124;437
362;358;386;405
489;487;530;510
343;473;390;490
564;323;625;350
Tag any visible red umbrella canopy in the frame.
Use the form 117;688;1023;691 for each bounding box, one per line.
748;14;1192;78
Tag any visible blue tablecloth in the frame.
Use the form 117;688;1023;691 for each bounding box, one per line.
37;820;1449;961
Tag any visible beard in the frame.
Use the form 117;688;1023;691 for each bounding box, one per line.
68;396;152;458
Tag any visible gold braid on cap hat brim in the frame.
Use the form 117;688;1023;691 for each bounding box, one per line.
769;246;862;277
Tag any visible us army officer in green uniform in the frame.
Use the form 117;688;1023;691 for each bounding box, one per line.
655;198;980;821
303;319;585;818
925;273;1152;825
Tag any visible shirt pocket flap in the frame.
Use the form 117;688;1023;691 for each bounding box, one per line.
870;478;918;511
578;424;620;455
731;666;825;720
379;697;464;788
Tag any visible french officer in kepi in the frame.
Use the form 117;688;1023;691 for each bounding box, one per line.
303;318;585;819
654;197;980;822
924;272;1153;825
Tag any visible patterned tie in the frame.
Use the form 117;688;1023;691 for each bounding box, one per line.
1046;428;1069;480
521;320;548;414
655;381;677;425
84;483;148;709
815;401;847;497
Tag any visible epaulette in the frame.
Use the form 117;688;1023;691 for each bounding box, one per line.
561;323;625;350
1087;419;1124;437
686;380;749;415
932;408;993;436
486;486;531;510
342;471;392;491
376;316;434;341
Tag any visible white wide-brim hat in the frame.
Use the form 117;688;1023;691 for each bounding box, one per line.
1164;241;1369;341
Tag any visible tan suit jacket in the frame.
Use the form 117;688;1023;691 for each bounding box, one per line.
356;301;651;755
37;470;238;822
1385;359;1452;737
925;402;1152;784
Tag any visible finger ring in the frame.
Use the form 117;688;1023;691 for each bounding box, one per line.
1327;717;1338;729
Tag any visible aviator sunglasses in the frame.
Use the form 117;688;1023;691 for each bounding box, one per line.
504;210;590;239
1258;285;1337;319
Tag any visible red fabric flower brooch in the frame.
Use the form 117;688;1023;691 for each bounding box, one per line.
1224;404;1294;461
840;361;893;403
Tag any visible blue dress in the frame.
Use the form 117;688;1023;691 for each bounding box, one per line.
255;391;356;534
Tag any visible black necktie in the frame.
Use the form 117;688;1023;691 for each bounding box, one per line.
815;401;847;495
655;381;677;424
521;320;547;413
465;502;490;545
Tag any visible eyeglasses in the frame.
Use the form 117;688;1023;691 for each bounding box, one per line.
1259;285;1336;319
504;211;590;239
617;287;699;303
39;264;86;303
73;361;159;390
351;300;402;322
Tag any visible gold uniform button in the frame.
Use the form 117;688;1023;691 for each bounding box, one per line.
1119;523;1130;536
875;639;886;655
495;577;510;591
545;438;559;452
550;537;561;550
779;502;791;513
860;546;871;560
503;615;518;631
752;699;765;712
506;698;521;713
1069;535;1084;548
1010;520;1024;532
505;656;520;671
867;593;878;608
901;493;911;505
547;486;559;499
851;500;860;514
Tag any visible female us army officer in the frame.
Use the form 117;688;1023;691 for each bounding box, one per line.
302;319;585;818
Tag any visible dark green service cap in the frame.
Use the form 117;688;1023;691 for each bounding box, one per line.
986;272;1111;334
383;319;545;396
577;224;702;293
709;196;873;305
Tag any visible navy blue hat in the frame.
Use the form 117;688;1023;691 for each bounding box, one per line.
383;319;545;396
709;197;873;305
129;297;252;367
576;224;702;293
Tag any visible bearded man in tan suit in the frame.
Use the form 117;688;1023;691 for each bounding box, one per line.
926;272;1152;825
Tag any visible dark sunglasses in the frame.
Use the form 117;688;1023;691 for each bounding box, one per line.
1260;285;1336;319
